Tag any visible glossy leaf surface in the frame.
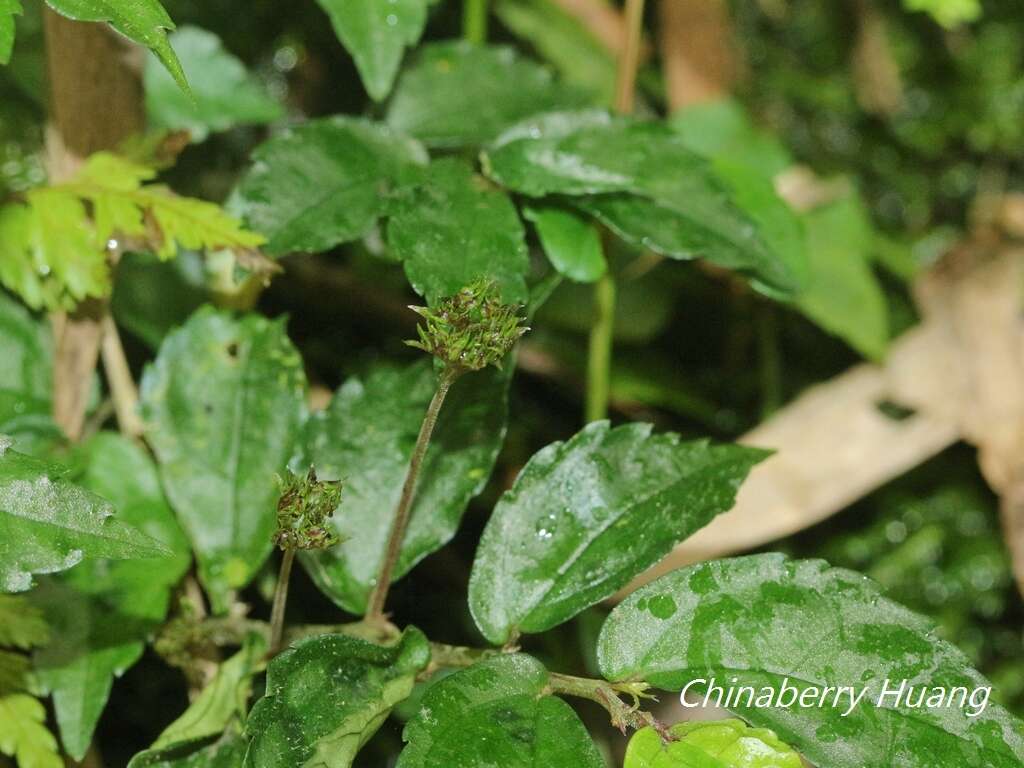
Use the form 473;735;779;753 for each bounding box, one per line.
234;117;426;256
523;203;605;282
244;629;430;767
140;307;307;612
469;421;767;645
625;720;802;768
386;158;529;304
387;41;590;147
300;359;508;614
598;554;1024;768
397;654;604;768
0;441;169;593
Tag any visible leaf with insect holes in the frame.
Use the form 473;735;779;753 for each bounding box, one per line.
44;0;189;93
386;158;529;305
468;421;767;645
386;41;592;148
299;359;509;614
396;653;605;768
244;629;430;767
598;554;1024;768
0;153;264;311
233;117;427;256
140;307;307;613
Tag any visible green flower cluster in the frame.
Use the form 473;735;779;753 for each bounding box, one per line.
273;467;342;551
407;279;528;373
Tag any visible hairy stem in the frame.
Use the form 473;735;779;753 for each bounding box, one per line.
586;0;645;423
585;271;616;422
268;549;295;654
463;0;489;44
548;672;668;737
365;367;459;620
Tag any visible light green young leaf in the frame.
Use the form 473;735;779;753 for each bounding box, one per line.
494;0;617;104
145;26;282;142
598;554;1024;768
31;433;191;759
233;117;426;256
796;192;888;360
386;158;529;305
140;307;308;613
523;203;605;283
244;629;431;768
903;0;980;26
0;693;62;768
153;633;266;749
300;359;509;614
0;153;264;311
314;0;432;101
386;41;591;148
0;0;20;65
0;443;170;593
482;111;802;295
625;721;802;768
0;596;47;650
397;654;604;768
468;421;767;646
129;731;248;768
44;0;188;93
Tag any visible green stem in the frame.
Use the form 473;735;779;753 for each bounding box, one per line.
365;367;459;621
463;0;488;44
268;548;295;654
585;270;616;422
548;672;668;737
584;0;645;424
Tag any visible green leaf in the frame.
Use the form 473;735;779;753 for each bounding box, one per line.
128;731;247;768
0;595;47;650
244;628;431;767
140;307;308;613
111;251;208;349
233;117;426;256
0;441;170;593
44;0;188;94
300;359;509;614
493;0;617;104
0;693;62;768
0;0;20;65
482;111;802;294
386;158;529;305
32;432;191;759
386;41;591;148
903;0;980;26
397;653;604;768
523;203;605;283
796;192;888;360
153;633;266;749
625;721;802;768
598;554;1024;768
468;421;767;645
0;153;264;311
314;0;432;101
145;26;282;143
0;290;52;435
